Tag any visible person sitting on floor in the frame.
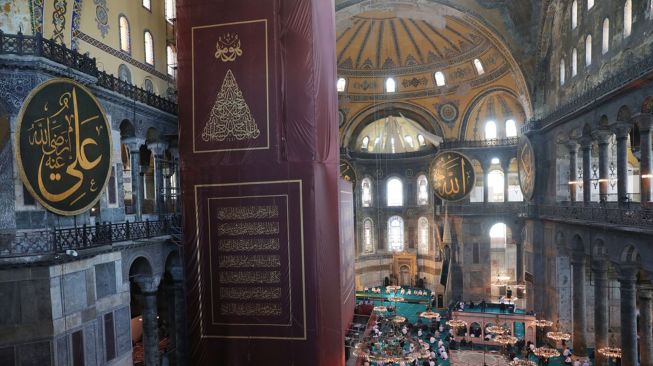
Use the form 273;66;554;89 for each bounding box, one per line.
564;356;572;365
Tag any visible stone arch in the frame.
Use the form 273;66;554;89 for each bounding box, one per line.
641;96;653;114
599;114;609;128
570;233;584;254
129;256;153;278
146;127;161;144
616;105;632;123
592;237;607;257
120;119;136;139
620;244;641;264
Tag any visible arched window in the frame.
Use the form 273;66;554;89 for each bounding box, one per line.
505;119;517;137
363;218;374;254
361;178;372;207
560;59;566;85
404;135;414;148
143;78;154;92
118;64;132;83
167;45;177;77
361;136;370;150
417;134;426;146
624;0;632;37
585;35;592;66
602;18;610;54
587;0;594;9
387;178;403;206
119;16;131;53
144;31;154;65
488;169;505;202
473;59;485;75
418;217;429;254
489;223;507;240
387;216;404;251
336;77;346;92
485;121;497;139
142;0;151;10
417;174;428;205
571;48;578;77
434;71;446;86
385;78;396;93
165;0;176;22
571;0;578;29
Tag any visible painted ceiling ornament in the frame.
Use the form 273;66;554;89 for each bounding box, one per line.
429;151;475;201
94;0;109;38
214;33;243;62
202;69;260;142
30;0;45;34
52;0;67;44
438;103;458;124
15;78;112;215
518;135;536;201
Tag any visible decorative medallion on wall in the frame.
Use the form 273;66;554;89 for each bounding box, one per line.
52;0;68;44
518;135;536;201
438;103;458;126
405;169;414;178
15;78;112;215
94;0;109;38
402;77;427;88
429;151;475;201
376;169;384;178
339;160;356;185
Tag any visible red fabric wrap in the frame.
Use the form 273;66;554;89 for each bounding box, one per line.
176;0;344;364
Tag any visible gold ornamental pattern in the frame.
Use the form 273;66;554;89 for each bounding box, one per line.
217;205;279;220
201;69;260;142
429;151;475;201
218;271;282;284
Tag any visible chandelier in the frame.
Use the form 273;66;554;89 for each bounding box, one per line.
494;334;518;345
508;360;537;366
533;319;553;327
386;285;402;291
373;305;388;313
419;311;440;320
446;319;468;328
533;347;560;359
486;325;508;335
546;331;571;341
597;347;622;359
491;273;511;286
388;296;405;302
352;316;431;364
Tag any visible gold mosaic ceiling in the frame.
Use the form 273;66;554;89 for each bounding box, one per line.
337;11;487;72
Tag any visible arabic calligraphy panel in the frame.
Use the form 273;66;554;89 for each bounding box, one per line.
15;78;112;216
192;19;270;153
429;151;475;201
518;135;536;200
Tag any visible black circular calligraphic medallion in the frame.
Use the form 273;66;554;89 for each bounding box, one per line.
339;159;357;186
429;151;475;201
518;135;536;201
16;78;112;215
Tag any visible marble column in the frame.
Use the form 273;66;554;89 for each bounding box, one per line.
639;286;653;366
502;161;510;202
513;225;524;283
612;124;631;207
567;142;579;203
123;138;144;220
634;114;653;203
593;130;612;203
168;146;181;213
619;266;639;366
592;259;609;366
571;253;587;356
170;267;188;366
580;137;592;204
148;142;167;217
483;161;490;203
134;276;161;366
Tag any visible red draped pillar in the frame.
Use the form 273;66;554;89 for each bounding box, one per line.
176;0;344;364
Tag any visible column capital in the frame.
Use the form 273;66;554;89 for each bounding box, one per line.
591;259;610;273
631;113;653;132
168;266;184;283
168;146;180;160
579;136;593;150
639;285;653;300
592;129;613;145
123;137;145;152
570;253;586;265
611;123;632;139
148;142;168;156
134;275;161;294
565;140;579;153
618;265;639;283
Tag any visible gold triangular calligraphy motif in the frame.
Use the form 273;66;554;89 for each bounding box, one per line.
202;69;260;142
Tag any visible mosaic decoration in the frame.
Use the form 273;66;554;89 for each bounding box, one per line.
429;151;475;201
15;78;112;215
70;0;83;49
518;135;536;200
30;0;45;34
339;159;356;185
0;72;45;111
438;103;458;124
402;76;427;88
352;80;376;91
52;0;67;44
93;0;109;37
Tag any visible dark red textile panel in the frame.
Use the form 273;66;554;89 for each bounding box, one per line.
176;0;343;364
338;179;355;337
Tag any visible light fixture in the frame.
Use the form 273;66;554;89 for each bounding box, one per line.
597;347;622;359
509;360;537;366
534;319;553;327
546;331;571;342
373;305;387;313
486;325;508;335
386;285;402;291
533;347;560;359
352;316;431;364
494;334;518;345
446;319;468;328
419;311;440;320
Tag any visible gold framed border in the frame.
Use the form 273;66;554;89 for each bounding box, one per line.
194;180;306;340
207;194;292;327
518;135;536;201
14;78;113;216
428;150;476;202
191;19;270;153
